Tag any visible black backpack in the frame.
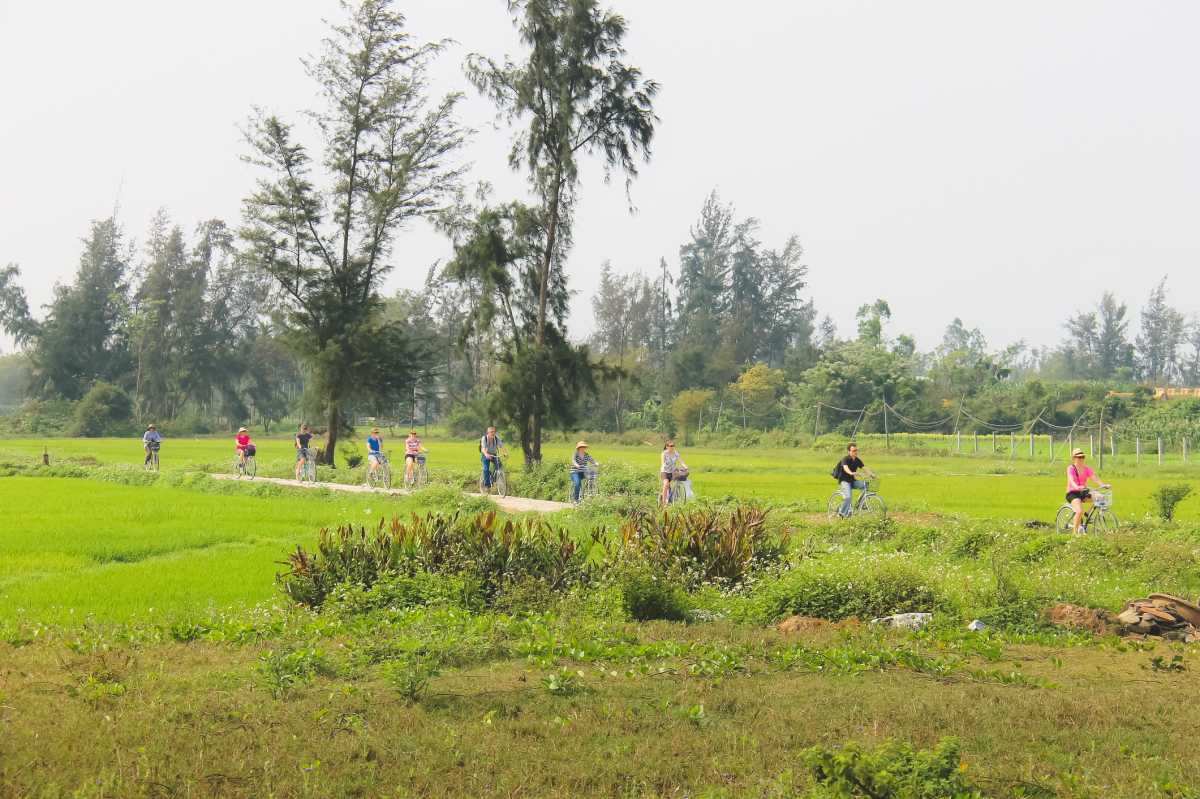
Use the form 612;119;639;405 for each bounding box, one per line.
831;460;843;480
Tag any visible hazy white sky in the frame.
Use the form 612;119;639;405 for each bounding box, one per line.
2;0;1197;355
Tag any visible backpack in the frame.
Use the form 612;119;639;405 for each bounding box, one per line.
831;460;843;480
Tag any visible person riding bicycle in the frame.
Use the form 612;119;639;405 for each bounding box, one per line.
1066;448;1106;534
836;442;867;518
366;427;384;476
403;429;426;484
235;427;252;466
569;441;599;503
294;423;314;479
659;441;685;504
142;424;161;466
480;426;504;489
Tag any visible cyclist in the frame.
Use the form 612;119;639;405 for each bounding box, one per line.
569;441;599;503
403;429;425;484
836;442;867;518
235;427;252;467
659;441;684;504
1066;448;1106;534
366;427;384;477
294;423;315;479
142;424;161;466
480;426;504;489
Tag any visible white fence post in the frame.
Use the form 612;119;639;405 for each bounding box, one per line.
1158;437;1163;465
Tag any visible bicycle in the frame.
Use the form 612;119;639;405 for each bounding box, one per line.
366;452;392;489
234;447;256;480
569;465;599;505
479;456;508;497
144;442;160;472
826;472;886;520
1055;484;1118;534
405;453;428;489
297;447;317;483
660;467;689;506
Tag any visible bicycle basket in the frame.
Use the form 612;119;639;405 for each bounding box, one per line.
1093;491;1110;508
672;467;689;480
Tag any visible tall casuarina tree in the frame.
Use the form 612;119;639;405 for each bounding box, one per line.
465;0;658;463
241;0;467;464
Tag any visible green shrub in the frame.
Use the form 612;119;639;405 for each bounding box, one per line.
803;737;986;799
71;382;133;437
949;528;995;559
619;568;689;622
277;511;589;609
1152;484;1193;521
746;559;937;623
602;505;786;590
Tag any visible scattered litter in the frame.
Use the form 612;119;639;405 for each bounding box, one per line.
1116;595;1200;642
870;612;932;630
967;619;987;632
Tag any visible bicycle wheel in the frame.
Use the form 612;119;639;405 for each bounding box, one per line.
245;457;256;480
495;467;508;497
416;463;427;488
380;463;391;489
859;493;886;517
667;482;684;505
305;458;317;482
150;451;159;472
1094;509;1119;533
826;492;845;520
1054;505;1076;534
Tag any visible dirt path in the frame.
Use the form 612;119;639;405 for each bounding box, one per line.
207;473;573;514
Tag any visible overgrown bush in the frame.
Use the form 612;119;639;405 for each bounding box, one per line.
71;382;133;437
1152;484;1193;521
602;505;786;590
277;511;589;609
619;567;689;621
745;558;937;623
326;572;483;616
803;737;986;798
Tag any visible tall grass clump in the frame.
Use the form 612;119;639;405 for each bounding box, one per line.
1152;484;1193;521
601;505;787;590
277;511;589;609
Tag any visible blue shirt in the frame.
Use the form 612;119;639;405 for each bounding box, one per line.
367;435;381;453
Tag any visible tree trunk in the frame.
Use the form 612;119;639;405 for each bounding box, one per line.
528;179;561;467
323;401;339;466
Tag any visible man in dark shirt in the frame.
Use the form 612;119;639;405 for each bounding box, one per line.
294;423;315;479
837;442;867;517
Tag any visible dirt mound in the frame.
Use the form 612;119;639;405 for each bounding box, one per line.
776;615;860;634
1046;602;1113;634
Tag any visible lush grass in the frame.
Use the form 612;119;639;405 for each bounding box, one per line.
5;434;1200;521
0;476;488;625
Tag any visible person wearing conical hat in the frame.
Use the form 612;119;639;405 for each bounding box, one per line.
569;441;598;504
